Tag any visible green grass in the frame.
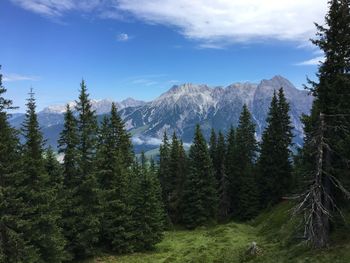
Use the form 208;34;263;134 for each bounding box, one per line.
84;203;350;263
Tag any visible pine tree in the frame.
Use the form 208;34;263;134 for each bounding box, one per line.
209;128;217;168
109;103;134;165
57;104;80;260
258;90;293;208
295;0;350;248
131;152;164;251
44;147;64;195
20;89;66;262
158;131;171;223
182;125;218;228
225;126;238;217
0;69;39;262
71;80;100;258
216;131;230;221
58;104;78;189
167;133;187;224
235;105;259;220
96;104;133;253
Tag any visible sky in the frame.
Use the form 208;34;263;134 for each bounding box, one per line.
1;0;328;112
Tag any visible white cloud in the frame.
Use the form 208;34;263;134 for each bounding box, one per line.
295;56;325;66
12;0;328;45
3;73;39;82
132;136;162;146
117;33;130;42
116;0;328;45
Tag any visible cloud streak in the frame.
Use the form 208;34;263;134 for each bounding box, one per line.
3;73;40;82
295;56;325;66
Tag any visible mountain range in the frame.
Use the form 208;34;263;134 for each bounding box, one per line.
9;76;313;153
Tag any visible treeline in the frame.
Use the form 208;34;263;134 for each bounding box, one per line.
158;88;294;228
0;79;164;262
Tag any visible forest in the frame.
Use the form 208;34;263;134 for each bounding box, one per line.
0;0;349;262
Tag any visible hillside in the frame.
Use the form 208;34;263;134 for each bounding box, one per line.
85;202;350;263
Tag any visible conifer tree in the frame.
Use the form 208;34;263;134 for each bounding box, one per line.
209;128;217;168
225;126;239;217
0;69;39;262
158;131;171;221
182;125;218;228
57;104;80;260
44;147;64;195
58;104;78;189
167;133;187;224
216;131;230;221
258;89;293;208
96;104;133;253
109;103;134;165
295;0;350;248
235;105;259;220
131;152;164;251
20;89;66;262
71;80;100;258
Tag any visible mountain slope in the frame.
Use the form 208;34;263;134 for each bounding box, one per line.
9;76;313;151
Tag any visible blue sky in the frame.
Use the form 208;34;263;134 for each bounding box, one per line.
1;0;327;112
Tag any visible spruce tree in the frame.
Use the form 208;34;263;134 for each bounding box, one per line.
235;105;259;220
258;90;293;208
295;0;350;248
216;131;230;221
131;152;164;251
167;132;187;224
57;104;80;260
72;80;100;258
20;89;66;262
158;131;171;222
0;69;39;262
96;104;133;253
225;126;238;217
182;125;218;228
209;128;217;168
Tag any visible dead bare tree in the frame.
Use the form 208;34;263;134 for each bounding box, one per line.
293;113;350;248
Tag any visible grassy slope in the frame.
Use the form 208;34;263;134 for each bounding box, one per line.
85;202;350;263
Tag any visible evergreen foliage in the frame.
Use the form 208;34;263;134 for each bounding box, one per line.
167;132;187;224
295;0;350;248
158;131;172;224
20;89;66;262
96;104;133;253
130;153;165;251
69;80;100;258
0;69;39;262
182;125;218;228
235;105;259;220
57;104;80;260
258;89;293;208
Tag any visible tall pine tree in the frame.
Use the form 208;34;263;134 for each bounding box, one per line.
57;104;80;260
165;133;185;224
20;89;66;262
258;89;293;208
295;0;350;248
130;153;165;251
71;80;100;258
0;69;39;262
235;105;259;220
182;125;218;228
96;104;133;253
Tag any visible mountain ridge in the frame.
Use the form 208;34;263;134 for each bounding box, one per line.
9;75;313;152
